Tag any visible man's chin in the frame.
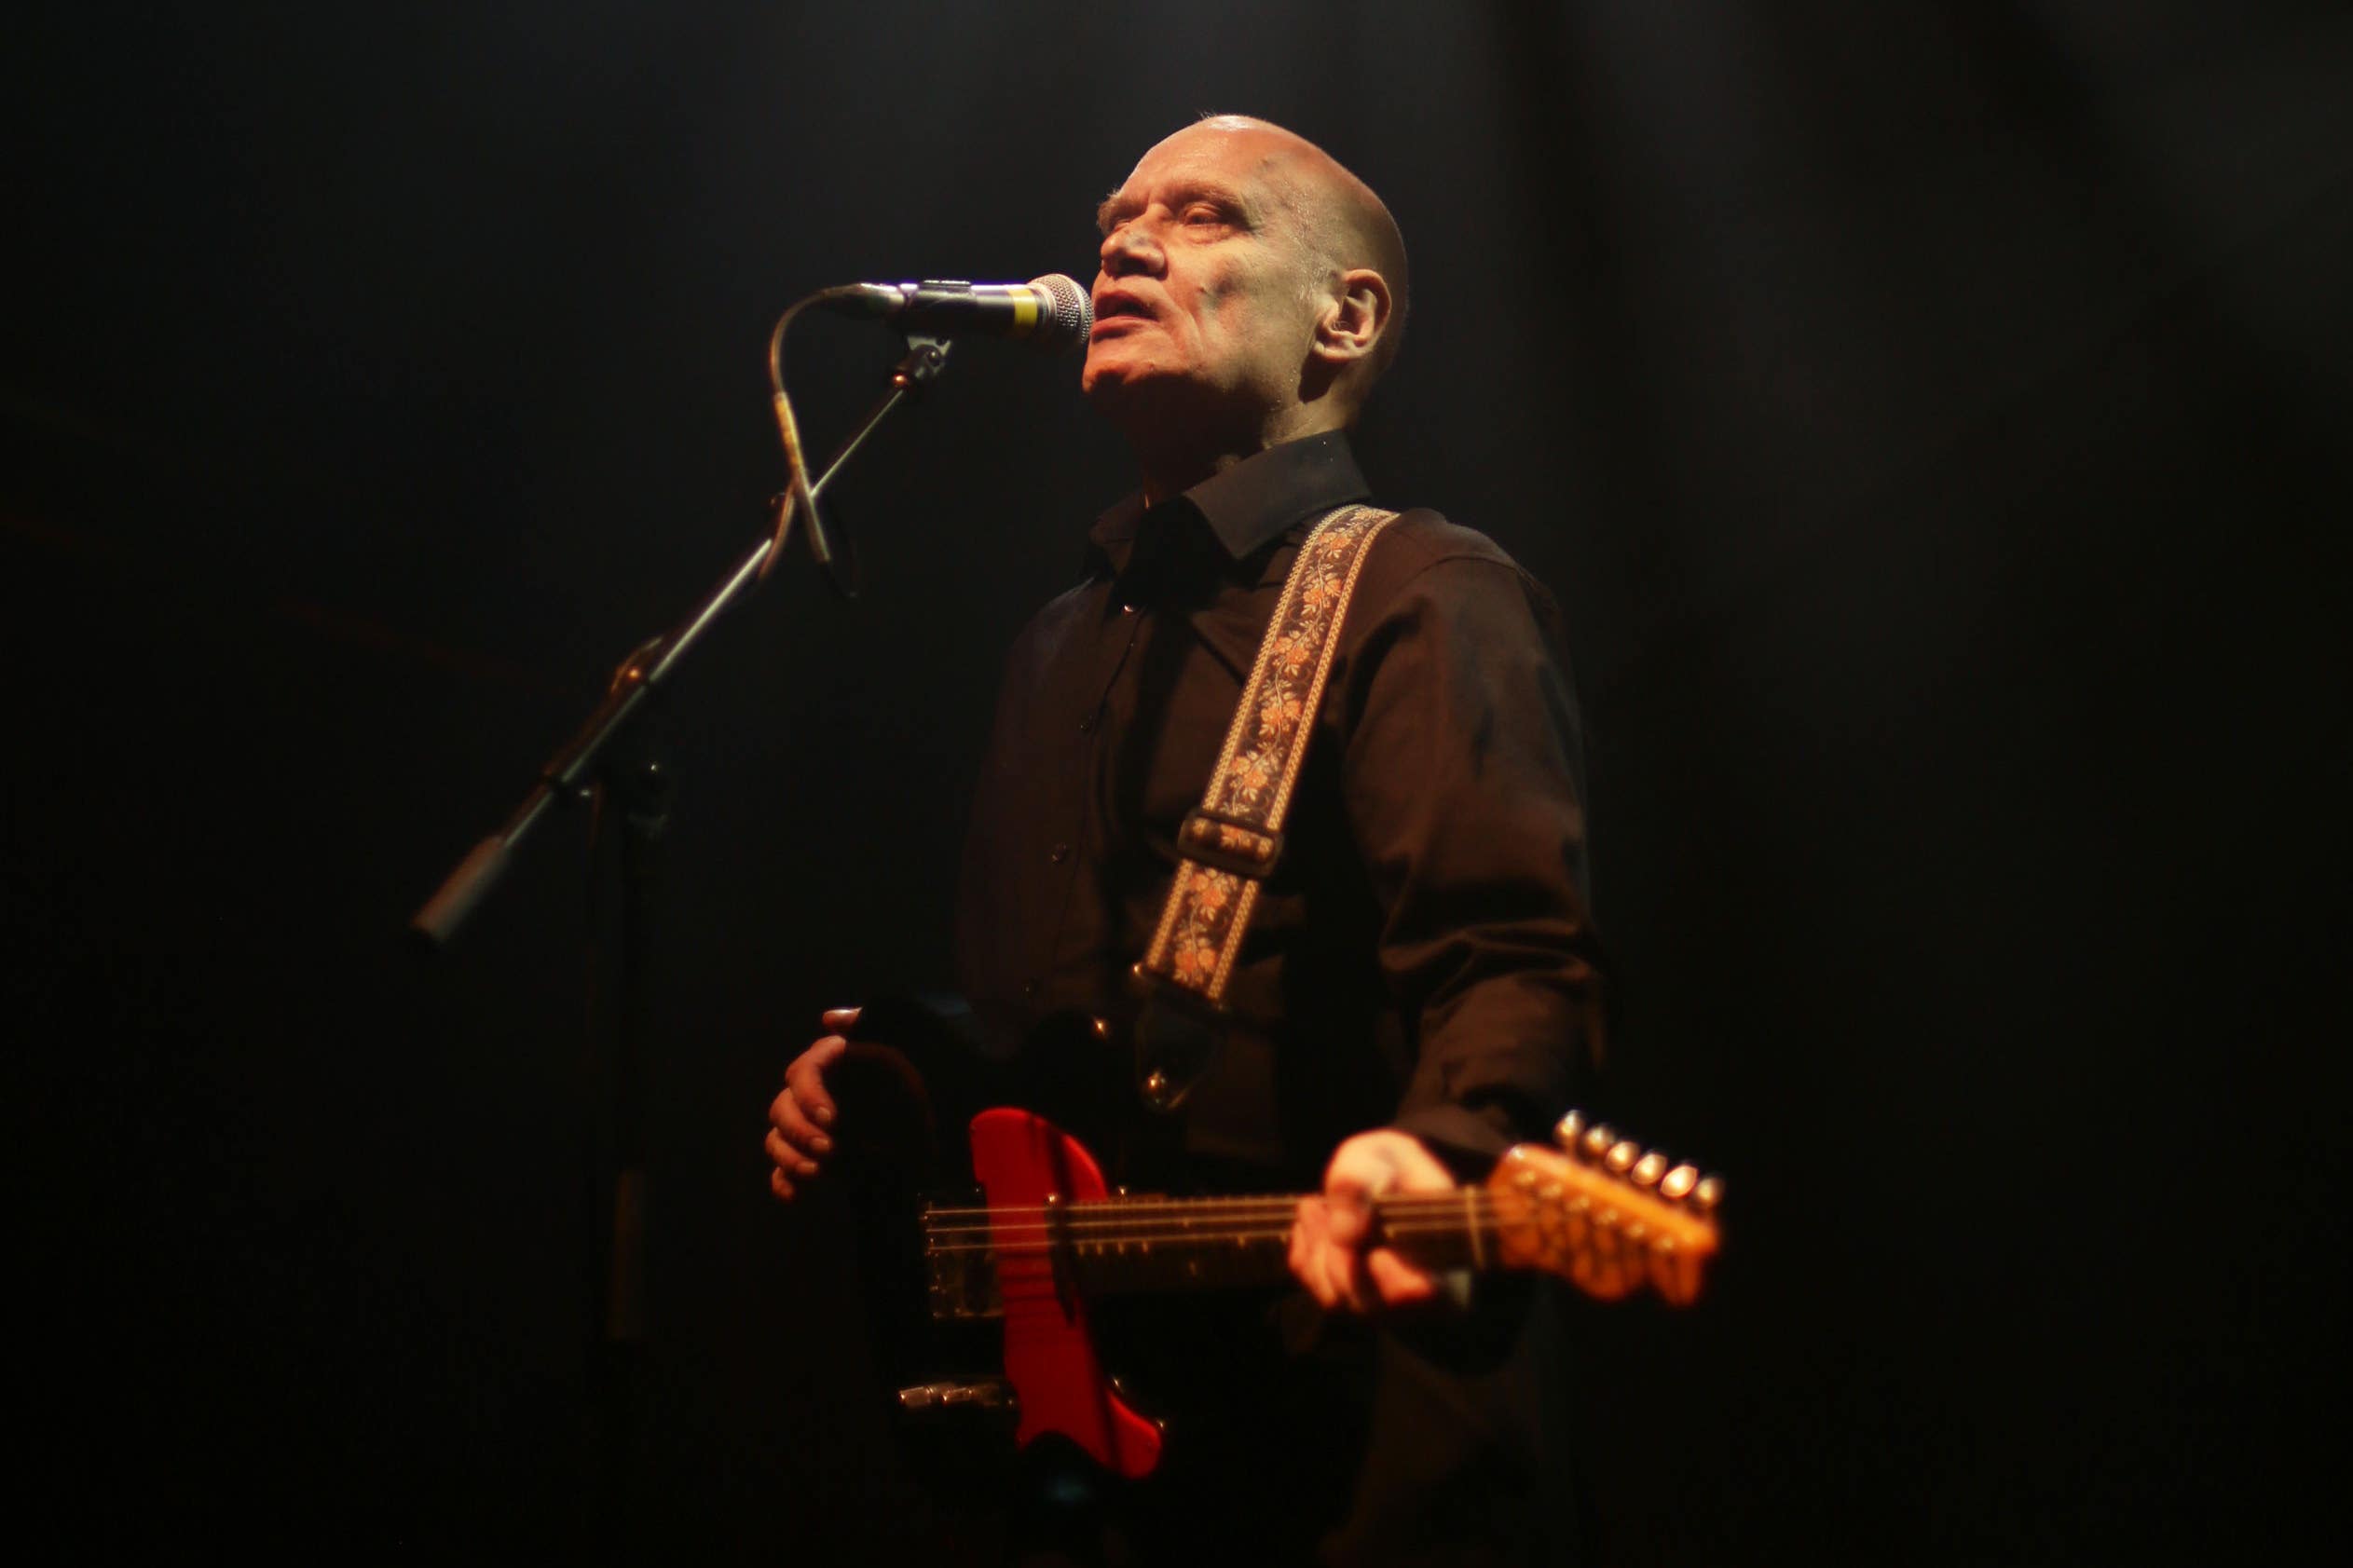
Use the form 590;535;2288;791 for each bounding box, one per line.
1080;361;1170;419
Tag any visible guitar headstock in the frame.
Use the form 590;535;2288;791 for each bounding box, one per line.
1484;1111;1721;1306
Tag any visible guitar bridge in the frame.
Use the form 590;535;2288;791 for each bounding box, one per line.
922;1199;1002;1320
896;1377;1015;1412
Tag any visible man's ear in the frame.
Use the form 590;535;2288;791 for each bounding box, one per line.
1311;267;1392;366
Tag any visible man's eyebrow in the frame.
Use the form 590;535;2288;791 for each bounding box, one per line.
1095;182;1257;234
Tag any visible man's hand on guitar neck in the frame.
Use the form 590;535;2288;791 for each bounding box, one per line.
1289;1129;1457;1313
765;1006;858;1201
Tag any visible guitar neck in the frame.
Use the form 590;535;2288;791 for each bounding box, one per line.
924;1189;1503;1311
925;1116;1719;1319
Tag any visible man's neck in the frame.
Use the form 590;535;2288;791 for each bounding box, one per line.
1131;403;1348;508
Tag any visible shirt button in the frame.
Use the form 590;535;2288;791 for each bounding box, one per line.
1120;603;1138;615
1077;715;1095;732
1049;842;1070;864
1021;980;1039;1001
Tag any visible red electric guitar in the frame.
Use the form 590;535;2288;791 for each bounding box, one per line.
896;1104;1722;1480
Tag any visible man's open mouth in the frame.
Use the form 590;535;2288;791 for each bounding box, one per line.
1093;294;1154;323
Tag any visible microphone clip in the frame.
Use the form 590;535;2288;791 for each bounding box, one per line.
891;332;953;392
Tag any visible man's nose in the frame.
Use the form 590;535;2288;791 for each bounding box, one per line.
1099;219;1162;276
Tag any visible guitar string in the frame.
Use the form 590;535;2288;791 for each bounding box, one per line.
919;1207;1703;1253
926;1212;1336;1222
918;1210;1515;1241
921;1220;1544;1254
919;1186;1664;1220
918;1217;1513;1242
918;1200;1512;1239
923;1236;1503;1257
921;1193;1508;1225
920;1193;1702;1242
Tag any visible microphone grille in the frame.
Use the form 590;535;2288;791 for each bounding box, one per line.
1027;273;1092;350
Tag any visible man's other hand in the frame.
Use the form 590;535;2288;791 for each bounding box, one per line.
1288;1129;1456;1312
765;1006;857;1201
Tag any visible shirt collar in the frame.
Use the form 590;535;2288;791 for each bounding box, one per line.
1086;429;1372;577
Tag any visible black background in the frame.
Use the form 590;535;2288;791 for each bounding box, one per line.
7;2;2346;1560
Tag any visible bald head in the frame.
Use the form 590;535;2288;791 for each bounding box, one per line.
1179;116;1411;389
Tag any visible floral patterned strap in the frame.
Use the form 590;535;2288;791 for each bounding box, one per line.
1138;504;1401;1006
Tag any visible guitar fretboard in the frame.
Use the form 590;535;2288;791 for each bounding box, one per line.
922;1190;1506;1313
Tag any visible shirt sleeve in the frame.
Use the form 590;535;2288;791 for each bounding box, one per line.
1332;541;1609;1175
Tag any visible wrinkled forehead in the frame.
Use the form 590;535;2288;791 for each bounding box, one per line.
1106;123;1315;224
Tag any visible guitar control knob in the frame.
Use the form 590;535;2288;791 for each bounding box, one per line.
1553;1110;1585;1150
1580;1125;1617;1162
1690;1175;1725;1216
1605;1139;1641;1176
1632;1152;1668;1188
1659;1165;1700;1202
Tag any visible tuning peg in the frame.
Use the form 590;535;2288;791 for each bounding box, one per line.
1689;1175;1725;1216
1553;1110;1585;1150
1605;1139;1641;1176
1632;1151;1668;1188
1659;1164;1700;1202
1579;1125;1617;1162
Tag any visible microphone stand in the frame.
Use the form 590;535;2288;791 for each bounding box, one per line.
408;331;953;1551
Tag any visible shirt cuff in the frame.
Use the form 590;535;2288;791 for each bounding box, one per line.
1390;1102;1519;1182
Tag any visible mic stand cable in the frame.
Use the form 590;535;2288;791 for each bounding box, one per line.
764;288;953;593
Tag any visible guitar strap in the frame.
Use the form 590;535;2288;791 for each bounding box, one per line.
1131;503;1401;1111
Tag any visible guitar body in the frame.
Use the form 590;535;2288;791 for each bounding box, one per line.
820;1000;1171;1495
966;1110;1164;1478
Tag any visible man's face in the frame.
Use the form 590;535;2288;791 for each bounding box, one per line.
1081;124;1327;429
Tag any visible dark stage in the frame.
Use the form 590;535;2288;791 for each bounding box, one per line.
7;2;2346;1560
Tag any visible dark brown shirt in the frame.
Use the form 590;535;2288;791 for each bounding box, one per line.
954;430;1606;1188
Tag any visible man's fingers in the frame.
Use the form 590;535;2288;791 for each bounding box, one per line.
794;1035;851;1075
767;1008;859;1206
763;1126;821;1179
1291;1198;1339;1308
787;1035;850;1125
1365;1248;1438;1306
1297;1132;1460;1315
1324;1187;1371;1249
1324;1244;1372;1314
1296;1195;1370;1312
768;1093;831;1154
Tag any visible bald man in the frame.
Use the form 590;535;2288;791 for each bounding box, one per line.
770;117;1605;1565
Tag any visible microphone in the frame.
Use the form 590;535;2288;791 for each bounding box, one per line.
822;274;1092;351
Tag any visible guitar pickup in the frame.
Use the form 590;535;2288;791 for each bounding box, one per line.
922;1200;1003;1319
